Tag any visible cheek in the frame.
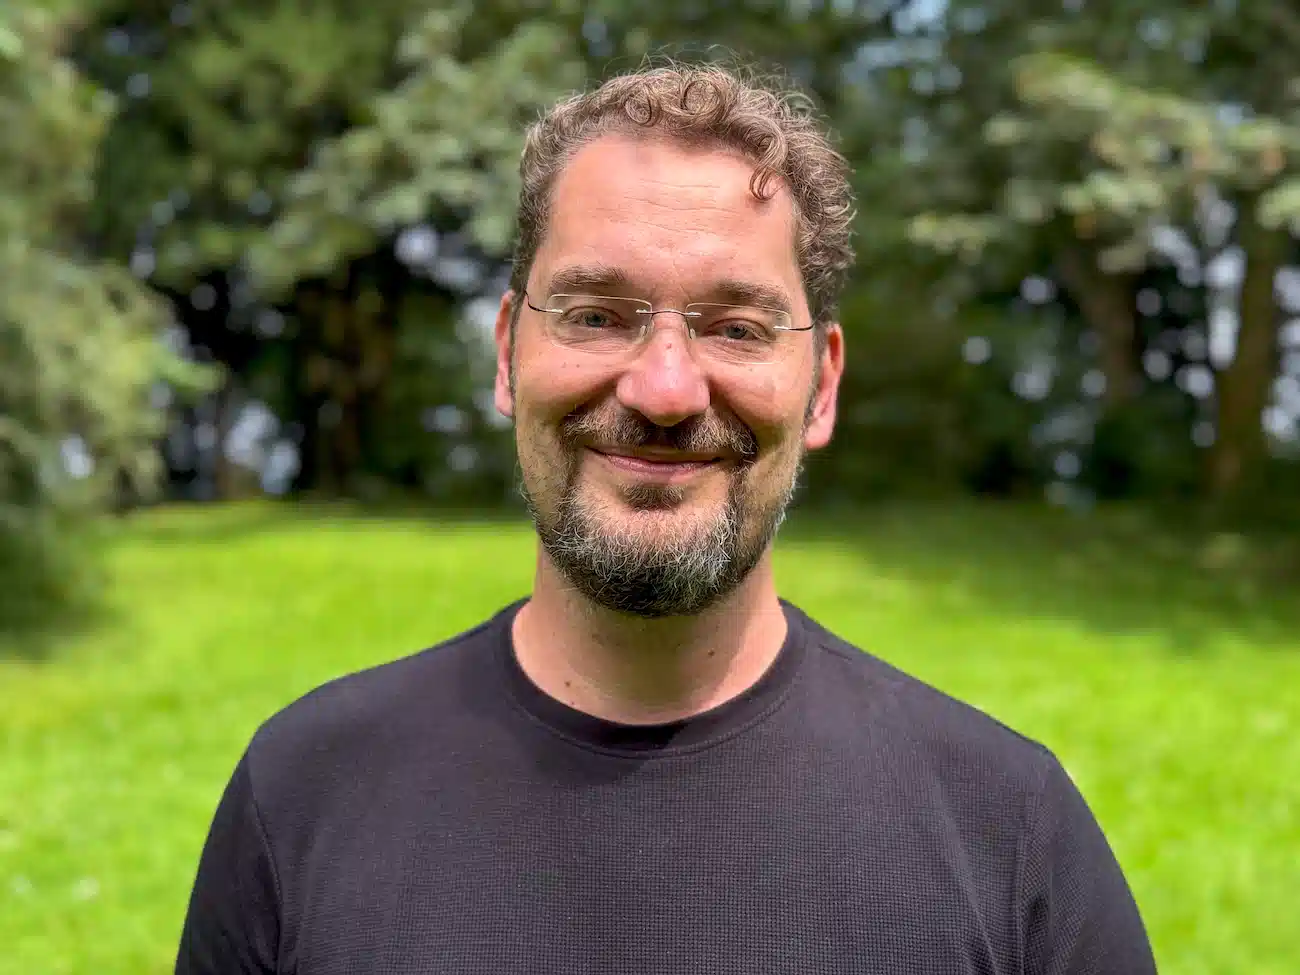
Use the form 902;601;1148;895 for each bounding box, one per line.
512;359;612;484
731;378;811;453
753;430;805;487
517;352;619;423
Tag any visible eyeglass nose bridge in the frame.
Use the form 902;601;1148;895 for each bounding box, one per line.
633;306;702;339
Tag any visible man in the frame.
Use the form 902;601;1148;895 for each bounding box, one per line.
176;62;1157;974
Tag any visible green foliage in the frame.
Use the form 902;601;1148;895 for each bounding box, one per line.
0;6;213;634
889;3;1300;502
77;0;914;506
85;0;417;288
252;2;587;295
809;277;1040;500
58;0;1300;510
78;0;594;505
912;48;1300;271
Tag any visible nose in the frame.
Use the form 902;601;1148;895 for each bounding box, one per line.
615;317;711;427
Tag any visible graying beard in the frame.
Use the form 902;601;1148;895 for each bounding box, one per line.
524;459;797;619
551;493;738;616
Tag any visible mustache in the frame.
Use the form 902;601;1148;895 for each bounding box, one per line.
559;407;758;460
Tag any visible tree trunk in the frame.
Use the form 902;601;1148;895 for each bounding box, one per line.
1057;242;1141;406
212;384;239;501
323;293;360;495
1208;200;1285;501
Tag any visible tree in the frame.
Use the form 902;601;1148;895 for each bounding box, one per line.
79;0;427;498
78;0;908;500
901;2;1300;503
1004;50;1300;502
0;5;206;636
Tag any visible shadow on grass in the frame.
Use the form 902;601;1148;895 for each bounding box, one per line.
0;552;120;663
0;602;114;662
782;499;1300;655
11;497;1297;661
1;499;525;661
113;496;528;547
272;495;1300;654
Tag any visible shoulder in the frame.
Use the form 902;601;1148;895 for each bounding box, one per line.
242;604;516;793
789;603;1057;793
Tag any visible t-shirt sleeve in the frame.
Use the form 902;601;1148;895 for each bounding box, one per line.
175;751;281;974
1018;756;1157;975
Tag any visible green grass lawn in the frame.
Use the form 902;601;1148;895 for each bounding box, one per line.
2;501;1298;974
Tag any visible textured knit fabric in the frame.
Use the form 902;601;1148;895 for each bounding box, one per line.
175;600;1157;974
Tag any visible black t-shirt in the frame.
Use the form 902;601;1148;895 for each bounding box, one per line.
175;600;1157;974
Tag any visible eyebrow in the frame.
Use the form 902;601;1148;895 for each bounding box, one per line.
544;264;794;315
705;279;794;316
545;263;635;297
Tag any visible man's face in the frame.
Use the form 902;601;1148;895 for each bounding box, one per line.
495;134;843;618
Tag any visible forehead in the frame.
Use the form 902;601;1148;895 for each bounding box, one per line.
535;134;803;309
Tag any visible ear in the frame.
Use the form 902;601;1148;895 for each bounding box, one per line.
494;290;516;419
803;323;844;451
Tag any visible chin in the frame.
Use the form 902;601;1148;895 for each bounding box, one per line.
590;493;715;540
530;460;789;618
594;479;732;528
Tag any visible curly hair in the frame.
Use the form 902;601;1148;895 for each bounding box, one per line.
509;59;856;329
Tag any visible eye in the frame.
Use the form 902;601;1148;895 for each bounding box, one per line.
562;306;623;329
707;318;767;342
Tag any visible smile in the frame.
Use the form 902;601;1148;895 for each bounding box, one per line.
588;449;722;482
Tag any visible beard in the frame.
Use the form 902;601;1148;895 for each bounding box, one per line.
520;405;802;619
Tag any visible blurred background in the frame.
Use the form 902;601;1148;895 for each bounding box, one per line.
2;1;1299;973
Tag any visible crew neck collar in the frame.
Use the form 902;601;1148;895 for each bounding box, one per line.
494;598;808;757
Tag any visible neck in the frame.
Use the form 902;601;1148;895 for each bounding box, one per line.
511;551;788;725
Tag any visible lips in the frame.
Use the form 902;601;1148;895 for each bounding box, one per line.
591;448;722;465
588;448;722;480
